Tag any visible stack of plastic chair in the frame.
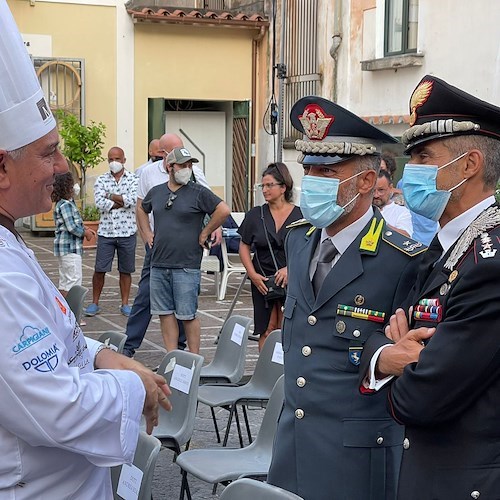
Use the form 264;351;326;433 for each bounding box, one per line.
176;375;285;499
197;329;284;447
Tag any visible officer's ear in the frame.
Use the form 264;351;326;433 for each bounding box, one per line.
462;149;483;181
357;169;377;194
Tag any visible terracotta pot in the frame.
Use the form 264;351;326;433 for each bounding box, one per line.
83;220;99;249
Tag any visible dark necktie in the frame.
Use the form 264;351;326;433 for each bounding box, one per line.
416;235;444;294
313;238;338;295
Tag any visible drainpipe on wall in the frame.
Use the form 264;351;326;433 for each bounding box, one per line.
329;0;343;103
250;26;266;207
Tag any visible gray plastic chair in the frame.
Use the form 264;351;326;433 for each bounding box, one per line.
219;478;304;500
98;331;128;354
197;329;284;447
200;315;252;384
111;431;161;500
144;349;204;456
176;375;285;500
65;284;88;324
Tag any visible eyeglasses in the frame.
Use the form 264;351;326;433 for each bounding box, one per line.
258;182;283;190
165;193;177;210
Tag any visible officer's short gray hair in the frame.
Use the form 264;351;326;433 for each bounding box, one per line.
442;135;500;189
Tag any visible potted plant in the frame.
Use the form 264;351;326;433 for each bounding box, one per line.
56;110;106;205
81;204;100;249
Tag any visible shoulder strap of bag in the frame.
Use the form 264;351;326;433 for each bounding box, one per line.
260;205;279;272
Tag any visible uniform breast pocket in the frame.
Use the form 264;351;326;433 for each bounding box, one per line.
281;295;297;352
329;316;374;373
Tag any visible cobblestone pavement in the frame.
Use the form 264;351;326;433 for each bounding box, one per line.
25;229;265;500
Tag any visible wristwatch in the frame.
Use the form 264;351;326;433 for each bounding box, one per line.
95;342;113;357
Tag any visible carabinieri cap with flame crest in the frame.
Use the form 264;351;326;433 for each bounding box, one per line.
402;74;500;153
290;96;398;165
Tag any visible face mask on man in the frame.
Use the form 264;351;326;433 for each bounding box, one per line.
109;161;124;174
300;170;362;228
173;167;192;186
401;152;468;221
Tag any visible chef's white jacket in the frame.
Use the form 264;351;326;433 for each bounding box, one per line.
0;227;145;499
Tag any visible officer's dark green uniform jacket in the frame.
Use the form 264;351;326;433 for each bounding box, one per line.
268;209;425;500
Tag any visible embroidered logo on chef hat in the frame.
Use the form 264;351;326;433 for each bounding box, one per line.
0;0;56;151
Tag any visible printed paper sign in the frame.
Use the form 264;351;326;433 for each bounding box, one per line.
230;323;245;345
271;342;284;365
117;463;143;500
170;362;194;394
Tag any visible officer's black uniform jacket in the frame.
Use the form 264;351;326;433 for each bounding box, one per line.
361;203;500;500
267;209;424;500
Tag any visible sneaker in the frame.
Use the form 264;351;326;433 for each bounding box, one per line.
120;304;132;317
84;303;100;316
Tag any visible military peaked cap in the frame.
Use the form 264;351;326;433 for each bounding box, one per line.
402;75;500;152
290;96;398;165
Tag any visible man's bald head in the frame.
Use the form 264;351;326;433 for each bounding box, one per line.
148;139;161;157
159;133;183;155
107;146;125;163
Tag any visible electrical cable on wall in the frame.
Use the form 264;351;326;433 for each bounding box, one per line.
262;0;278;162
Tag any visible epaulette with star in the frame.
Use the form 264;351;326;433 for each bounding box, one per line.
382;227;427;257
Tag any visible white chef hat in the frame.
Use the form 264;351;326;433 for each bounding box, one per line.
0;0;56;151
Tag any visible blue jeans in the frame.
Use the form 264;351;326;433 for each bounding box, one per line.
150;267;201;320
123;245;186;357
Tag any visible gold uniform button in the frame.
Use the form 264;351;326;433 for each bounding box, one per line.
471;491;480;499
376;436;384;445
302;346;312;356
353;329;361;338
307;315;317;325
296;377;306;387
295;409;304;419
403;438;410;450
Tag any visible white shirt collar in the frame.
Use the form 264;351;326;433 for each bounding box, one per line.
438;196;496;254
320;206;374;255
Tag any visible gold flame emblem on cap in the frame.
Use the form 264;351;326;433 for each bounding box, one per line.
298;104;334;140
409;80;433;126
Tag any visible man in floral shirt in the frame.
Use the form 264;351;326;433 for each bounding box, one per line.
85;147;138;317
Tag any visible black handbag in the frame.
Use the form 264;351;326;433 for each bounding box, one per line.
254;206;286;302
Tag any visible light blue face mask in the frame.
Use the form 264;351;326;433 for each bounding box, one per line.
300;171;361;228
401;152;468;222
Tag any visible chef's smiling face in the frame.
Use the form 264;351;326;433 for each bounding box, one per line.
0;127;68;220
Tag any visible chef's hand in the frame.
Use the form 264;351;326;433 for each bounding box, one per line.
95;349;172;433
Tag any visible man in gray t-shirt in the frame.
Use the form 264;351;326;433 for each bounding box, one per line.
138;147;230;354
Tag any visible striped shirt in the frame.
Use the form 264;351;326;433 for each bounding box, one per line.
53;199;85;256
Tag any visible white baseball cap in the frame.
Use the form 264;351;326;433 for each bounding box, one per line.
0;0;56;151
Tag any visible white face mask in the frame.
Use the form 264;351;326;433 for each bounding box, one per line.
174;167;192;185
109;161;124;174
73;183;81;197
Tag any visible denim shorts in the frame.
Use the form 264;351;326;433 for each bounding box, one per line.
150;267;201;320
95;234;136;273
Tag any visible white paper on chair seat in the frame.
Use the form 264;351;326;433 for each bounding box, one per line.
170;361;194;394
230;323;245;345
117;463;143;500
271;342;284;365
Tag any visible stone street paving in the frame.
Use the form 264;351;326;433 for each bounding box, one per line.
25;228;265;499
